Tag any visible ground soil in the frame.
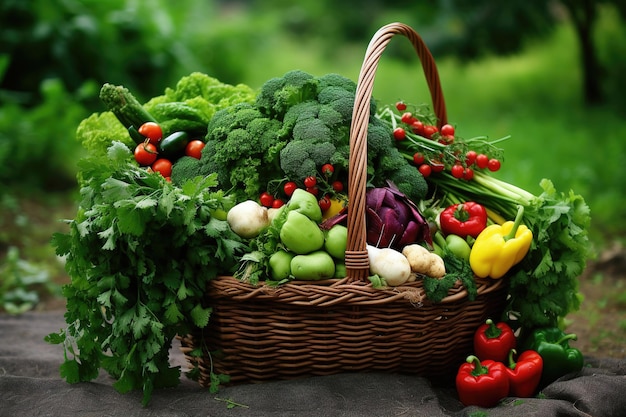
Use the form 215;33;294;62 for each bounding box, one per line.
4;192;626;359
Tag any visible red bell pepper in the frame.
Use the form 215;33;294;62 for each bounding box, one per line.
505;349;543;398
473;318;516;363
439;201;487;239
456;355;510;408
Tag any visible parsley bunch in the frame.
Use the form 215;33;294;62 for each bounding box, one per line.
46;142;247;405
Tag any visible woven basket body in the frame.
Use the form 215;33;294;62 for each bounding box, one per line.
180;22;508;386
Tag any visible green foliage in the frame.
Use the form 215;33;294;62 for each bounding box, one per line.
0;78;91;189
0;246;56;314
46;142;247;405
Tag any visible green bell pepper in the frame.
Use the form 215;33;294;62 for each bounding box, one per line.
523;327;584;386
279;210;324;254
288;188;322;222
290;250;335;280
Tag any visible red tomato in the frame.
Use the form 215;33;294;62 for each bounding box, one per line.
306;186;319;196
393;127;406;141
418;164;432;177
440;123;455;137
430;160;445;173
151;158;173;178
413;152;425;165
283;181;298;197
138;122;163;145
185;140;205;159
451;164;464;179
463;167;475;180
272;198;285;208
134;142;158;166
439;134;455;145
321;163;334;177
401;112;415;124
332;181;344;192
395;101;407;111
488;158;501;172
304;176;317;188
318;196;331;212
259;192;274;208
411;120;424;135
476;154;489;169
422;125;438;139
465;150;478;166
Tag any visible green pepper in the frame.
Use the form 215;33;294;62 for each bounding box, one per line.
279;211;324;254
522;327;584;387
268;250;294;280
324;224;347;260
288;188;322;222
290;250;335;280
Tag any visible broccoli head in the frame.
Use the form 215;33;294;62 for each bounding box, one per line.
255;70;319;120
280;140;336;180
171;156;211;186
375;146;429;202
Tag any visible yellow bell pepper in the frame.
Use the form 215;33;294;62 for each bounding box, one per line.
469;206;532;279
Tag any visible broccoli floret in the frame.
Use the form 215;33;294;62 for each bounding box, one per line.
280;140;336;180
375;146;429;202
317;73;357;93
171;156;211;186
255;70;319;119
179;103;288;200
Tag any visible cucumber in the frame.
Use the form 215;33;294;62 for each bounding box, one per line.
159;131;189;160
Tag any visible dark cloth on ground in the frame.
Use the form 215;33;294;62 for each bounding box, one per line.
1;311;625;417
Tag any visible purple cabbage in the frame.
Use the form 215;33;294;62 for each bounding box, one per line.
365;183;431;249
320;182;431;250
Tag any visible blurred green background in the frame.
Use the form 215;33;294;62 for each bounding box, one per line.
1;0;625;313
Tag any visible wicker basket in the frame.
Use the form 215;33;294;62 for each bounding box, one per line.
179;22;508;387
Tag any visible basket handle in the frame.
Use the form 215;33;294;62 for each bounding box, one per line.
344;22;448;282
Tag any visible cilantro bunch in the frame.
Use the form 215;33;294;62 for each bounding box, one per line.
46;142;247;405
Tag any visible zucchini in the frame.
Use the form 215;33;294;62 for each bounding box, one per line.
159;131;189;160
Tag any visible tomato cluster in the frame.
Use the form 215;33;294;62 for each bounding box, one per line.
258;163;346;216
392;101;502;181
132;122;206;181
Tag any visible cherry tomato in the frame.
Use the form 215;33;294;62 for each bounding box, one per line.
332;180;344;192
321;163;334;177
318;196;331;212
401;112;416;124
411;120;424;135
465;150;478;166
272;198;285;208
134;142;158;166
151;158;173;178
430;160;445;173
413;152;425;165
451;164;464;179
138;122;163;145
185;140;205;159
283;181;298;197
306;186;319;196
440;123;455;137
304;176;317;188
439;134;455;145
422;125;438;139
476;154;489;169
393;127;406;141
488;158;501;172
395;101;407;111
463;167;475;180
418;164;432;177
259;192;274;208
